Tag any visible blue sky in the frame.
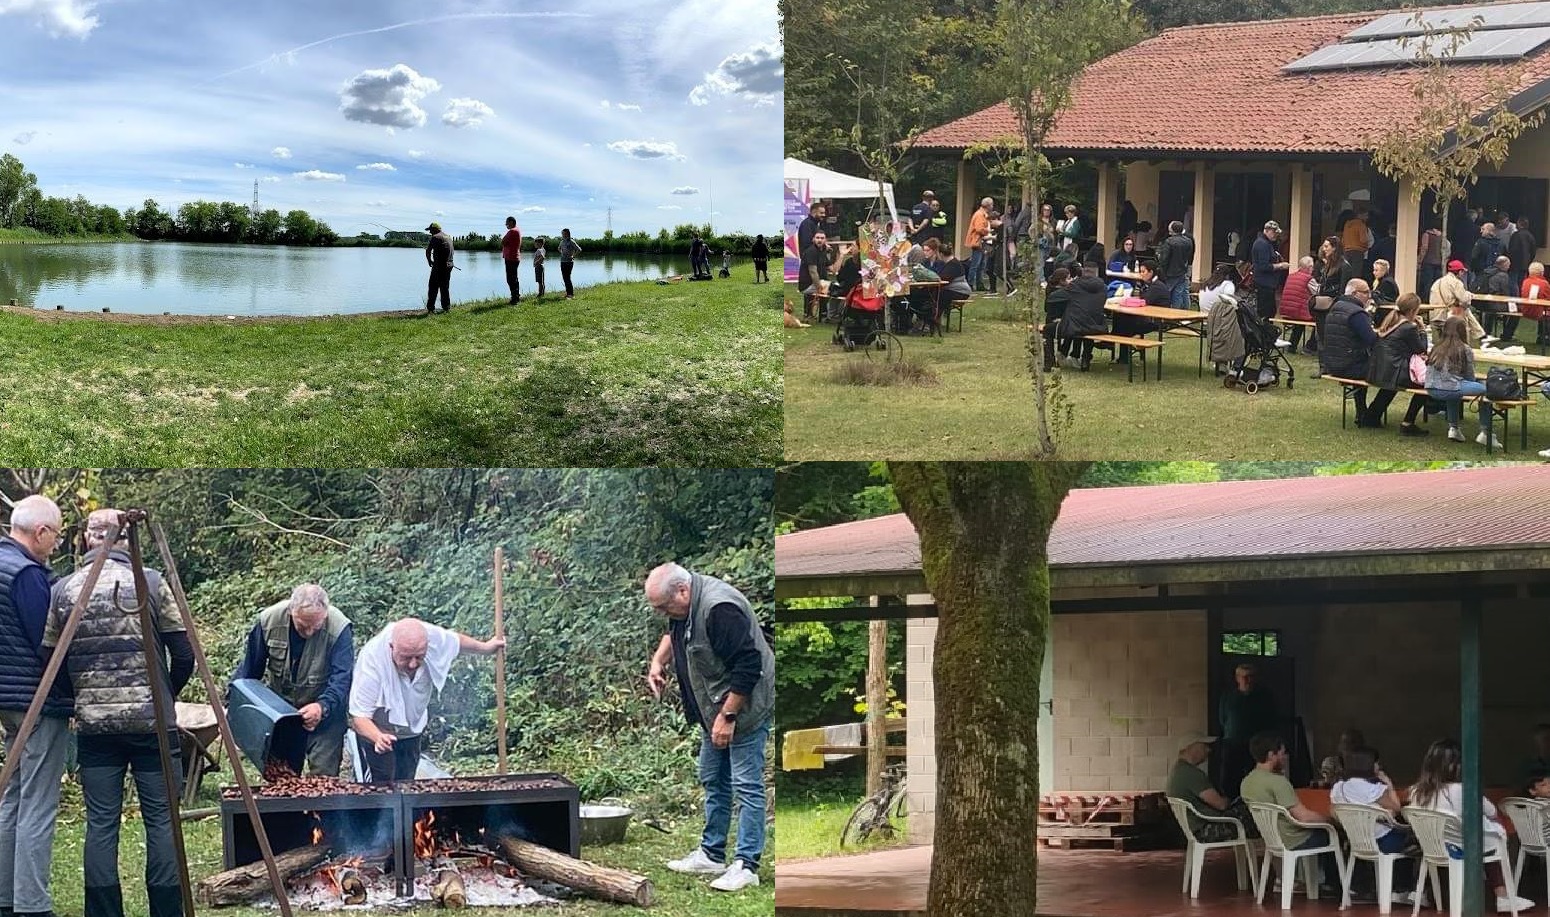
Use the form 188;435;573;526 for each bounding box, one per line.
0;0;781;237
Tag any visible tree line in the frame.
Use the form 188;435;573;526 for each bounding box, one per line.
339;223;769;257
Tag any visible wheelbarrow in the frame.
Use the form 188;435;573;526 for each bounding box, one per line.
175;701;222;807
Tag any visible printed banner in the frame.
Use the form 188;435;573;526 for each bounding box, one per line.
784;178;809;283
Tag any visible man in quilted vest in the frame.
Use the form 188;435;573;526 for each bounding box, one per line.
644;563;773;893
230;584;353;776
0;495;68;917
46;509;193;917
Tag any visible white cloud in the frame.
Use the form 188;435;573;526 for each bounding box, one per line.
339;64;441;129
581;142;592;148
12;131;37;145
600;100;642;112
671;186;699;195
294;170;346;182
434;210;445;216
442;98;494;128
271;146;292;159
406;149;425;159
259;176;282;183
0;0;99;38
689;41;781;106
607;139;685;161
658;205;682;210
366;200;389;207
521;205;545;213
356;162;396;171
234;162;253;169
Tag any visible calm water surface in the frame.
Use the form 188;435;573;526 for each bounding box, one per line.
0;242;683;316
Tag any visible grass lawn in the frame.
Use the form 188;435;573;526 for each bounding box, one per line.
786;286;1550;459
0;269;780;465
773;781;907;863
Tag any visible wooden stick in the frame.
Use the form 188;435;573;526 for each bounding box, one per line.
150;520;294;917
0;523;120;805
494;546;508;775
494;834;653;907
124;517;196;917
196;842;329;907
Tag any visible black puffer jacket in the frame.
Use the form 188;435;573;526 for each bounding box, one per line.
1319;297;1376;379
1366;320;1426;391
1060;276;1110;337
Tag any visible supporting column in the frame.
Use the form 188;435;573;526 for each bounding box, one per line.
955;157;975;258
1272;165;1291;231
1125;162;1160;234
1290;166;1314;266
1192;162;1214;282
1461;593;1483;917
1096;161;1119;250
1395;177;1422;297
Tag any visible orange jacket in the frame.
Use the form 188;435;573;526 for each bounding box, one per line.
965;209;989;250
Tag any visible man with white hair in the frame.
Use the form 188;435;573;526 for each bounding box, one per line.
0;495;68;917
230;584;354;776
348;618;504;783
644;563;773;893
48;508;192;917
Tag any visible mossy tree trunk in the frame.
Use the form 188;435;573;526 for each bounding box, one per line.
889;461;1089;917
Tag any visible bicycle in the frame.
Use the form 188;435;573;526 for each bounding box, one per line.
840;763;909;847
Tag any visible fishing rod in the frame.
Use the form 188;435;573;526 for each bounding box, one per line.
370;221;463;269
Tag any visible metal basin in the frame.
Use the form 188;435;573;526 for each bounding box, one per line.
578;801;632;846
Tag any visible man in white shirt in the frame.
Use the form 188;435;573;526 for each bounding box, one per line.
348;618;504;783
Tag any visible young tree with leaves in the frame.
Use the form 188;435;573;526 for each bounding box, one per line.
888;461;1089;917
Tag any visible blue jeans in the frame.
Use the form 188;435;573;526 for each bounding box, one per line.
1169;276;1190;308
967;250;984;290
1428;381;1488;430
699;717;769;871
1419;264;1442;300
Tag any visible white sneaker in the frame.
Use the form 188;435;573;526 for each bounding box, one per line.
1448;426;1465;442
667;848;727;875
1496;893;1534;912
709;860;761;892
1274;338;1293;349
1477;430;1504;449
1483;335;1499;345
1539;447;1550;459
1393;891;1415;906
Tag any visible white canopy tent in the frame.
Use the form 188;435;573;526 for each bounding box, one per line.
784;158;899;226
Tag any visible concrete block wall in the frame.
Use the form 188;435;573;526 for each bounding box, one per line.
905;615;937;844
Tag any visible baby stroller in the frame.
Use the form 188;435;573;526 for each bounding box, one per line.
1208;293;1295;394
832;286;902;362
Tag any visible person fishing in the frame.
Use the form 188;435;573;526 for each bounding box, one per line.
424;222;454;314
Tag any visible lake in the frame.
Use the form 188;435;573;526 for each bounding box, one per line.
0;242;687;316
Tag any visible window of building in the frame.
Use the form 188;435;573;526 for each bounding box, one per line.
1222;630;1280;656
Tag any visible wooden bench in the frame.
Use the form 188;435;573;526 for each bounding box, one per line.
1322;375;1537;451
1082;334;1164;383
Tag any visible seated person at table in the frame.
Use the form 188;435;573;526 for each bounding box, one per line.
1280;256;1317;353
1427;316;1494;447
1060;265;1111;371
1430;258;1473;313
1370;259;1400;307
1521;724;1550;790
1042;267;1074;371
1319;279;1379;416
1364;294;1431;436
1240;731;1342;896
1523;771;1550;846
1108;238;1138;277
1317;727;1366;787
1430;296;1487;350
1522;262;1550;345
1410;738;1534;913
935;242;973;310
1167;736;1260;841
1479;254;1519;342
1197;263;1237;316
1330;747;1417;904
800;230;846;320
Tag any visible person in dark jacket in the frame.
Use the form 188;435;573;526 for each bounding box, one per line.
1042;267;1073;371
1251;221;1291;319
1363;294;1431;435
0;495;68;917
797;202;825;256
1060;265;1111;370
750;235;770;283
230;584;353;776
49;509;195;917
1217;663;1278;799
1508;216;1537;294
1479;255;1518;341
424;222;454;313
1156;221;1195;308
1319;279;1379;418
1470;223;1504;287
646;563;773;893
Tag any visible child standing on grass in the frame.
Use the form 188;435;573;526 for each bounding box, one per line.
532;237;547;297
558;229;582;299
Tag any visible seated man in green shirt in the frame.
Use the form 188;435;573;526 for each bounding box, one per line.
1166;736;1259;842
1240;730;1340;895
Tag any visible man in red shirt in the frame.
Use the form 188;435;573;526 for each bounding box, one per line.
501;216;523;304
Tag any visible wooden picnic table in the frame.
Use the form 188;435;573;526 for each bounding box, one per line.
1296;787;1517;835
1105;302;1209;380
1468;293;1550;354
1107;270;1146;283
1474;348;1550;448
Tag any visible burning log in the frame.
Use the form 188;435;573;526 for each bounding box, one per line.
430;856;466;909
494;835;654;908
196;842;329;907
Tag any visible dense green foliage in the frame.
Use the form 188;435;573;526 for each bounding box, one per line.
2;468;772;817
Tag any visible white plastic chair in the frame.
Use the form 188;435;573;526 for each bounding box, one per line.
1333;802;1409;914
1402;805;1520;917
1166;796;1259;898
1248;800;1348;910
1500;798;1550;909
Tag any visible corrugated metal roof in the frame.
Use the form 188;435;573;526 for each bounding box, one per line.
776;466;1550;580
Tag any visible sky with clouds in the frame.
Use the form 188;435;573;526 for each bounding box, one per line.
0;0;781;237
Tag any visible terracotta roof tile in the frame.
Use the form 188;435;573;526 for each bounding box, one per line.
776;466;1550;580
912;4;1550;155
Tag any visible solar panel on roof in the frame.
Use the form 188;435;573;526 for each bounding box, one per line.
1343;1;1550;41
1284;24;1550;72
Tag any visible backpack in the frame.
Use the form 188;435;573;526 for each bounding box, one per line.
1487;366;1523;401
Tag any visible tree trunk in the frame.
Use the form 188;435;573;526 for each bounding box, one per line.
889;461;1089;917
866;611;890;798
494;836;654;907
196;843;329;907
